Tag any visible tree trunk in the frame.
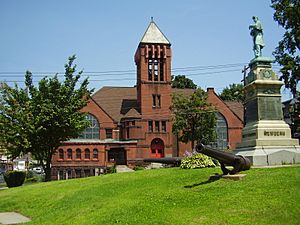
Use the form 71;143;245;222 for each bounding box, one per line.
44;160;52;182
191;140;195;150
191;121;195;150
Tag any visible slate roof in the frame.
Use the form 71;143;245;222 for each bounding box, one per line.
172;88;195;96
92;87;196;122
92;86;244;123
224;101;244;122
140;21;170;44
92;87;137;122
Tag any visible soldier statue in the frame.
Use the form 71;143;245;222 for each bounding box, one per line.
249;16;265;57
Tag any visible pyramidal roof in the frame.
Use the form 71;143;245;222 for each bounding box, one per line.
140;19;170;44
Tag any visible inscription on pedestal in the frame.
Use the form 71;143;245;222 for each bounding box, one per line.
264;131;285;136
258;97;282;120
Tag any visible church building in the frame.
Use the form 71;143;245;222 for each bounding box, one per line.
51;20;243;180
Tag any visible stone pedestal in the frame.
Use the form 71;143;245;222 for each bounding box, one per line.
235;57;300;165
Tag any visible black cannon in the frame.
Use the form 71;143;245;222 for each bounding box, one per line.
195;143;251;175
143;157;182;167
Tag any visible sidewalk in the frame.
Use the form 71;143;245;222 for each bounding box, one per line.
0;187;8;191
0;212;30;224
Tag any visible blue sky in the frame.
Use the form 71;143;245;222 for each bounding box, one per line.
0;0;292;100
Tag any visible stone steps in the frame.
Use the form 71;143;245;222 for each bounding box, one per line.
116;165;134;173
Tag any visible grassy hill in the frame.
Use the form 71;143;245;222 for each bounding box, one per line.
0;167;299;225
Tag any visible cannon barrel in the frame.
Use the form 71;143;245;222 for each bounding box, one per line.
144;157;182;166
195;143;251;175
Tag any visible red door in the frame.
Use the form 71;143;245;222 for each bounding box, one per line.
150;138;164;158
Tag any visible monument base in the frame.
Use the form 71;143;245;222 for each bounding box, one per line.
237;120;299;148
234;145;300;166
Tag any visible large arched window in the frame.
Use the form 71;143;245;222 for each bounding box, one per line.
78;114;100;139
211;112;228;150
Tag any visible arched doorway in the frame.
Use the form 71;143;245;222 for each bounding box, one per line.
150;138;164;158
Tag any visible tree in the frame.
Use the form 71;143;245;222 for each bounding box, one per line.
271;0;300;97
171;75;197;89
171;88;216;150
219;83;245;102
0;55;93;181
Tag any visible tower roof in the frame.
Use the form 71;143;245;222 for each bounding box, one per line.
140;20;170;44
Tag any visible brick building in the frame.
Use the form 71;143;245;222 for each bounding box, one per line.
51;20;243;180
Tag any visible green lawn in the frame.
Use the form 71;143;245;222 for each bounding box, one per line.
0;167;299;225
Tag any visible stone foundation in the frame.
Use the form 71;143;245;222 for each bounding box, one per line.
234;145;300;166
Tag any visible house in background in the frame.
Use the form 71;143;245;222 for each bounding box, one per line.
51;20;244;180
282;97;300;139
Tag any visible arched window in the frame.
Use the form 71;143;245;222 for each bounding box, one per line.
58;149;64;160
93;149;98;159
76;148;81;159
67;149;73;159
211;113;228;150
84;149;90;159
78;114;100;139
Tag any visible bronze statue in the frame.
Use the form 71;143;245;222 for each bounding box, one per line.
249;16;265;57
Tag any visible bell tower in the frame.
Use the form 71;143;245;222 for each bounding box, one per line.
134;19;173;158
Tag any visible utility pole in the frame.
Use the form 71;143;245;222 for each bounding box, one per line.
241;65;249;126
241;65;249;86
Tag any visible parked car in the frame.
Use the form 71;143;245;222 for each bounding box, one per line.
31;167;44;174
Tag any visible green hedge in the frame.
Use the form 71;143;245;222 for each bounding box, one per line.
4;171;26;188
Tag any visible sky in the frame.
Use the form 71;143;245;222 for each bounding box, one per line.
0;0;292;100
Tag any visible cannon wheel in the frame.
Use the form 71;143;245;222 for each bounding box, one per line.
220;158;243;175
220;162;228;175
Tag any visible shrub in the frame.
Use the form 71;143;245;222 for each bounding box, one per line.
133;166;145;171
26;170;34;179
106;164;116;174
4;171;26;188
25;177;38;183
180;153;218;169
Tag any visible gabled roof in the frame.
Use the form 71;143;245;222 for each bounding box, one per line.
92;86;190;122
140;20;170;44
123;108;141;119
92;86;244;123
224;101;244;122
92;87;137;122
120;99;140;115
